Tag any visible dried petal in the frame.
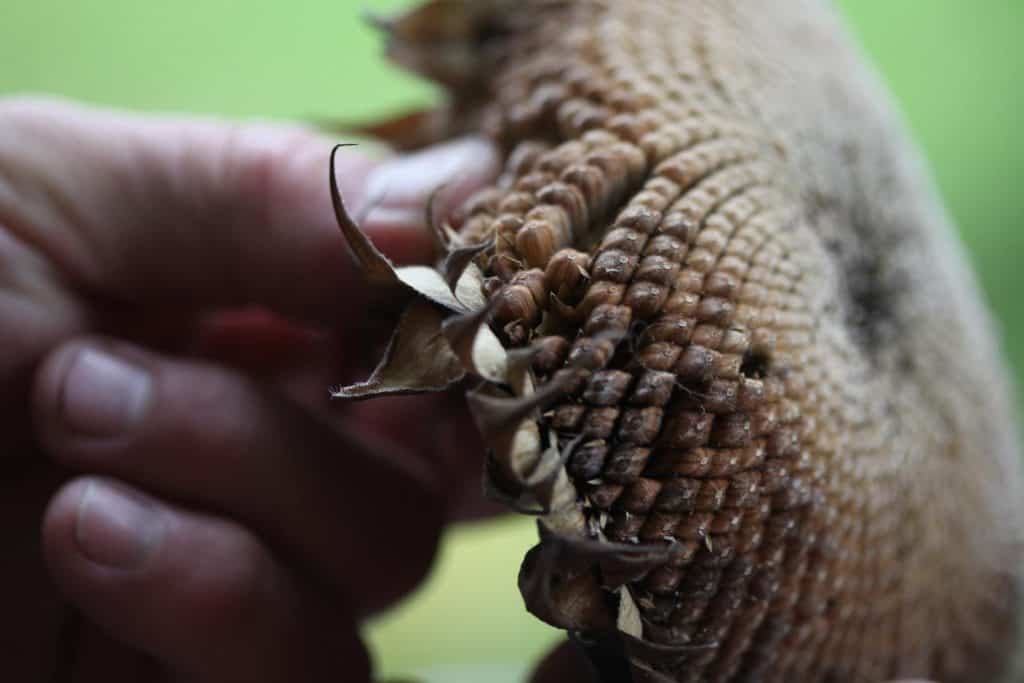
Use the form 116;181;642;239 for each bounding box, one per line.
442;306;509;383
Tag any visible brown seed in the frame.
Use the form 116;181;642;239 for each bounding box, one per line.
606;510;644;543
591;249;639;283
615;205;663;234
623;281;669;320
661;410;715;449
693;479;730;511
584;304;632;337
636;341;682;371
644;234;688;261
599;226;647;254
705;271;739;298
583;370;633;406
697;296;736;325
493;283;540;326
737;377;766;411
587;482;624;509
629;370;676;407
516;220;560;268
568;439;609;480
617;407;664;445
634;255;681;286
551;403;587;431
710;413;753;448
516;172;555;194
705;379;739;414
497;191;537;215
655;477;703;513
532;336;571;374
536;181;589;234
568;336;615;371
463;187;503;217
537;140;587;174
660;552;701;587
661;211;699;242
544;248;591;301
581;406;619;439
620;477;663;513
552;367;592;396
604;446;653;484
576;281;626;320
691;323;725;349
640;511;681;541
676;344;717;383
676;512;714;541
646;566;685;595
505;140;551;177
510;268;548;307
643;315;695;346
562;163;610;216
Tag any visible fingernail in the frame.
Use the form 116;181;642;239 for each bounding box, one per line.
75;481;163;569
360;137;497;217
59;348;151;437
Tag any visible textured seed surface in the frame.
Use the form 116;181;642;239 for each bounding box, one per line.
369;1;1023;682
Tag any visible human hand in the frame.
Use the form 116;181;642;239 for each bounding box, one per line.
1;96;500;682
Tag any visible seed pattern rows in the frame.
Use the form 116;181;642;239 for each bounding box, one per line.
405;1;1020;681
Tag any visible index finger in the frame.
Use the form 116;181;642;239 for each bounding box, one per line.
0;97;500;325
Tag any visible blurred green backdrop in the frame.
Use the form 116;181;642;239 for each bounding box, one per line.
3;1;1021;681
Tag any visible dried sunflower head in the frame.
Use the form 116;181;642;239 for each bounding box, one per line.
330;1;1023;681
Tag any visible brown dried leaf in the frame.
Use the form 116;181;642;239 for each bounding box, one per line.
331;300;464;399
518;542;614;633
329;145;469;313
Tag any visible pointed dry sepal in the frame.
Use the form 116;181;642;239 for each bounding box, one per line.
518;539;614;633
442;239;492;289
466;372;574;478
482;434;583;515
329;144;477;314
521;528;716;682
519;522;675;633
331;299;465;399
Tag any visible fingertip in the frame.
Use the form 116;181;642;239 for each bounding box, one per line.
32;340;155;465
41;477;164;582
42;477;372;682
40;477;90;580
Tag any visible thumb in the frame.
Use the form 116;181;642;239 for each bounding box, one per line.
0;96;499;324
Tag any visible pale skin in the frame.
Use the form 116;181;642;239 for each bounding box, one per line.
0;97;934;683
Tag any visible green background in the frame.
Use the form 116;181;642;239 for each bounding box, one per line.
3;1;1022;681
